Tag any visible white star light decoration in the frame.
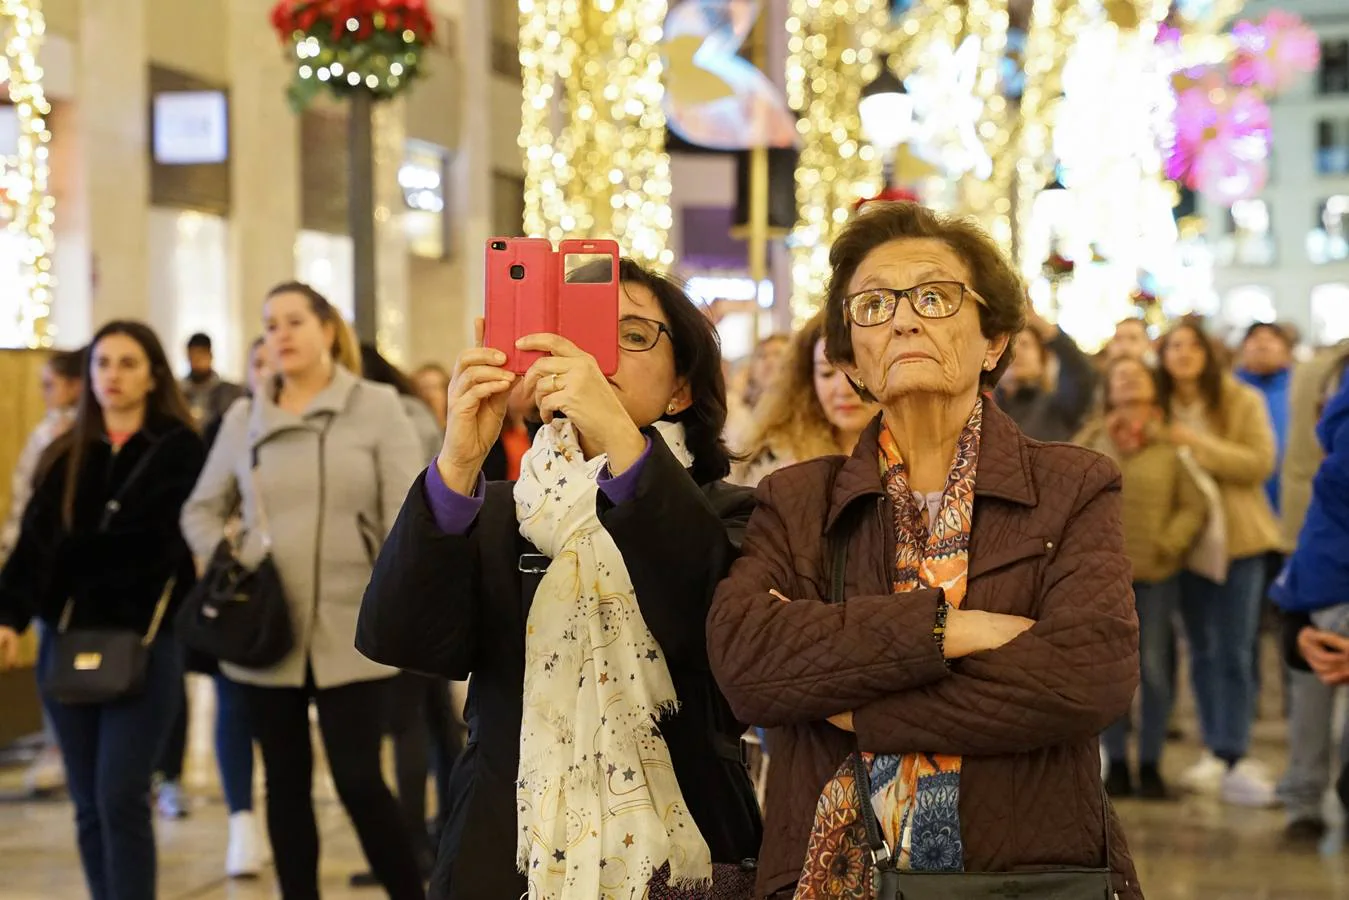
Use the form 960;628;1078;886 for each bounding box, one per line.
904;35;993;180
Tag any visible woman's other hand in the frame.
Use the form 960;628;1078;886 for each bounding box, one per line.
438;318;516;494
944;608;1035;659
519;333;646;474
1298;627;1349;685
0;626;21;671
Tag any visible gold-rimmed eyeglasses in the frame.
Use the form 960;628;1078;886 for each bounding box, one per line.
844;281;986;327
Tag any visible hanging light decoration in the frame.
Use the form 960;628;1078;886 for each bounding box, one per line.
785;0;889;325
1;0;55;348
517;0;673;269
269;0;437;111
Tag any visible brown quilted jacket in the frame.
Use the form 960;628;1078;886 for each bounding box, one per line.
708;401;1142;899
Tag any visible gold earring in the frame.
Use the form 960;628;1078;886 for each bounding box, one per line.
983;360;993;371
855;377;866;390
667;402;677;414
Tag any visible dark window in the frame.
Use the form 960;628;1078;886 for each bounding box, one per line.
491;3;521;81
1317;119;1349;175
1309;196;1349;265
1320;40;1349;94
491;171;525;236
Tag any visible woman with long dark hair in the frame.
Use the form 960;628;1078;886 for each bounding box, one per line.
0;321;205;900
181;282;426;900
355;259;762;899
1157;321;1282;806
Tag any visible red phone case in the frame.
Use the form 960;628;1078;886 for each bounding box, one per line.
483;238;620;376
557;239;619;376
484;237;554;375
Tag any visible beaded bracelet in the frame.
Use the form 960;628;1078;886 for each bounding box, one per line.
933;601;950;659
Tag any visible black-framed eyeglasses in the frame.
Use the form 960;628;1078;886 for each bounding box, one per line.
844;281;986;327
619;316;672;353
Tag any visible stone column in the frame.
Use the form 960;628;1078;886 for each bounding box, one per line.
227;0;301;351
77;0;150;326
373;97;411;366
450;0;493;354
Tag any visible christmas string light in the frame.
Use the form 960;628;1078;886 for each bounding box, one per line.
1011;0;1086;271
785;0;889;326
517;0;672;269
2;0;54;347
956;0;1013;247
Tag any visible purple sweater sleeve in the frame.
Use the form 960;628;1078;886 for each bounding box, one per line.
423;461;486;535
597;437;653;506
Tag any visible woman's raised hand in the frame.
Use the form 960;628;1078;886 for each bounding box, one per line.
436;318;516;495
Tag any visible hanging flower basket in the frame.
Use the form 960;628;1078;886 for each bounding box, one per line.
270;0;436;111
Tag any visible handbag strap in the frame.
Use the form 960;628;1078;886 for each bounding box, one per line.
829;497;1116;877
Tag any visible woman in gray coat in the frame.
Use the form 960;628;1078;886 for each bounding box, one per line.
181;282;426;900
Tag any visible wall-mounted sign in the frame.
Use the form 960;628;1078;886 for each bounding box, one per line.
153;91;228;165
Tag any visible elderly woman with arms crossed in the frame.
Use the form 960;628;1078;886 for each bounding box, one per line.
708;202;1142;900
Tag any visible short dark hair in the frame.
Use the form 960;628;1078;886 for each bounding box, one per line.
360;343;418;398
47;347;85;381
822;202;1027;394
187;333;212;352
1242;321;1293;349
618;258;733;484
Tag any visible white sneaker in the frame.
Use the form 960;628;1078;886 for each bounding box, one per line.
156;781;189;819
1179;752;1226;795
226;811;263;879
1221;760;1278;808
23;745;65;795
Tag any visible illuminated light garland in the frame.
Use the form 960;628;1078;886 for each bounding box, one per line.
785;0;889;326
1011;0;1087;273
955;0;1012;247
1;0;54;347
517;0;673;269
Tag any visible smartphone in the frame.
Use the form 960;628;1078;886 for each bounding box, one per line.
483;238;620;376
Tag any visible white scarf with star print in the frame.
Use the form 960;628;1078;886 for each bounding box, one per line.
513;419;712;899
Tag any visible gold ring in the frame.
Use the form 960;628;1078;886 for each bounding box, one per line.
549;374;559;391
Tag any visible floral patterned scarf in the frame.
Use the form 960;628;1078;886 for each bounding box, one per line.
795;398;983;898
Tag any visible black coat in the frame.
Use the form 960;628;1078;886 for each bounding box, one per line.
356;431;764;900
0;417;205;635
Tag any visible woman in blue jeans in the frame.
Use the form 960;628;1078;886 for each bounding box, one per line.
1078;357;1207;798
1157;322;1284;807
0;320;205;900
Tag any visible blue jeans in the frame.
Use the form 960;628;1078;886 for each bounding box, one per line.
39;630;183;900
1102;578;1179;765
214;673;254;814
1178;556;1266;760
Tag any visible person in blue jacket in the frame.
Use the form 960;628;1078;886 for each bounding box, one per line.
1273;370;1349;632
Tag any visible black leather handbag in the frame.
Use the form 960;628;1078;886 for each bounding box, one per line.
175;452;293;668
45;440;175;706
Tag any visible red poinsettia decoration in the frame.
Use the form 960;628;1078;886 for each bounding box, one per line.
853;186;920;213
270;0;436;110
1042;250;1074;279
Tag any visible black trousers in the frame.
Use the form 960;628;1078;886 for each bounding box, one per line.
240;674;425;900
388;671;463;860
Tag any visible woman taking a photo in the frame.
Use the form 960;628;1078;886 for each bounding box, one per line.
356;259;762;900
1077;356;1207;800
708;202;1141;899
732;311;879;487
1157;321;1282;807
0;321;205;900
181;282;426;900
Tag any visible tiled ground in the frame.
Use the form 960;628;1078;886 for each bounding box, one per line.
1;658;1348;899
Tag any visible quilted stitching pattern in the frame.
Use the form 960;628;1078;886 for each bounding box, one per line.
707;402;1143;899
